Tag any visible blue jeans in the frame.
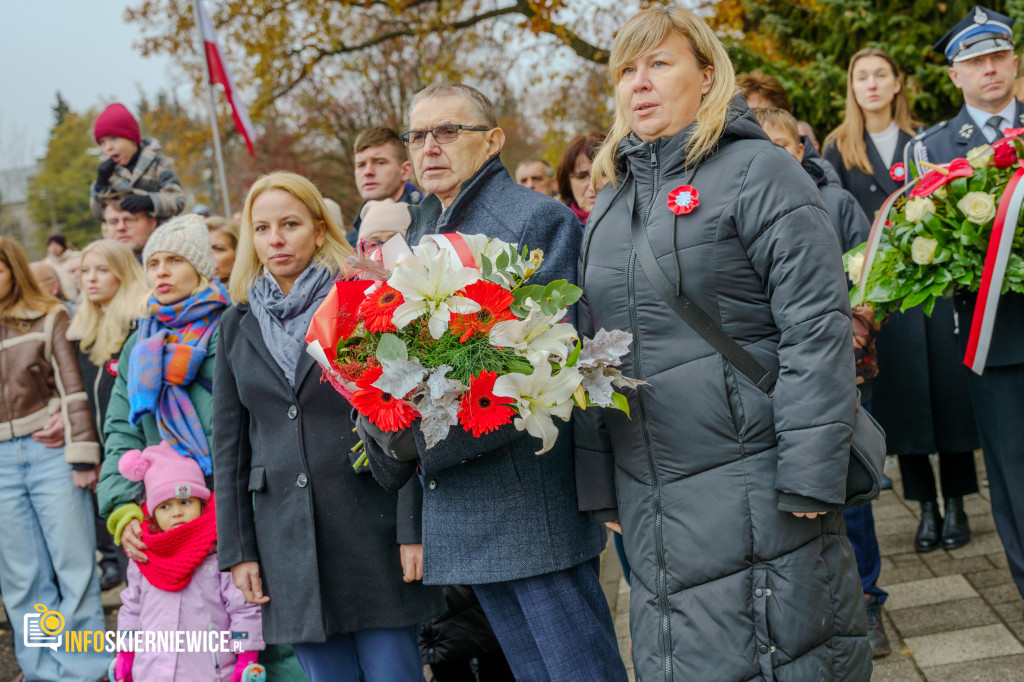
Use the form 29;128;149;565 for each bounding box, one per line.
291;625;424;682
844;503;887;604
0;437;110;681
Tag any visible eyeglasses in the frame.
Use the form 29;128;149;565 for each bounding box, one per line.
569;170;592;181
400;124;492;149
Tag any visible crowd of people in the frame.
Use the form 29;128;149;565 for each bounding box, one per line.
3;3;1024;681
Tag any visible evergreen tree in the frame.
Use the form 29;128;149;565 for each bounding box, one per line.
711;0;1024;138
51;92;71;131
28;108;101;248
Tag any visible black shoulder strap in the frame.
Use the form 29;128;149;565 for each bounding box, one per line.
625;178;777;396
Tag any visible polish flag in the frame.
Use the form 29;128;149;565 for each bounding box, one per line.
196;0;255;155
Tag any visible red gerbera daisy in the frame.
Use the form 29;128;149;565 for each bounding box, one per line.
358;283;404;333
457;371;516;437
352;365;418;431
449;281;515;343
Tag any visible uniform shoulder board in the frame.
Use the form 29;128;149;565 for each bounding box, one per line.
914;120;948;141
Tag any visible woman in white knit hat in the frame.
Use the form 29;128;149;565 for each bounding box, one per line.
96;213;228;558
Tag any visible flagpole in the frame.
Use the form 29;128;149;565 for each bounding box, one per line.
195;0;232;217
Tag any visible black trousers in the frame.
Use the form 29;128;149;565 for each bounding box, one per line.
966;364;1024;599
898;451;979;501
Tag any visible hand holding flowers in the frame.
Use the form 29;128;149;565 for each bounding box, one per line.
306;233;642;460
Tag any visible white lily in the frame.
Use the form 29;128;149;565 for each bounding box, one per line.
489;302;578;365
388;242;481;339
492;358;583;454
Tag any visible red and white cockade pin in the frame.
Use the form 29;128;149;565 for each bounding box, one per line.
667;185;699;215
104;359;119;377
889;162;906;182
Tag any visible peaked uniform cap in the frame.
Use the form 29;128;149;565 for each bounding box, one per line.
934;5;1015;63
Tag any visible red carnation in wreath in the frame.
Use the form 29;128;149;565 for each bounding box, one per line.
351;365;418;431
449;280;515;342
667;185;699;215
358;283;404;333
889;162;906;182
458;371;516;437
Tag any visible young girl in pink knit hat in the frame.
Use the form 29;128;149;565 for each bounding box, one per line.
113;441;264;682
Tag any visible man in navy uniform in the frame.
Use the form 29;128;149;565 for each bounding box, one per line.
908;6;1024;605
907;6;1024;168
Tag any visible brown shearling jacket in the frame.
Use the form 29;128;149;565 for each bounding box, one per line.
0;308;100;464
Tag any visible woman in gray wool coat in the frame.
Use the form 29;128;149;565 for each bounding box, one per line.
212;172;442;682
575;6;872;681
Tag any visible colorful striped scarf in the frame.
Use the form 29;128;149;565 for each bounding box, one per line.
128;282;229;474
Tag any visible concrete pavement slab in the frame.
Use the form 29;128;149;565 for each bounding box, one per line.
921;653;1024;681
884;575;978;610
921;553;998;578
869;656;925;681
965;567;1018;589
887;597;999;637
947;532;1008;559
904;624;1023;667
977;583;1024;605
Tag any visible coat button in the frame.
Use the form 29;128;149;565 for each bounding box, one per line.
428;478;438;490
287;405;298;419
755;588;764;598
869;184;878;192
759;644;769;654
296;473;308;487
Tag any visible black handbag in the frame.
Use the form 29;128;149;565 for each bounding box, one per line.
624;178;886;509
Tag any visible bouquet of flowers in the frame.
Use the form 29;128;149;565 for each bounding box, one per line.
305;232;642;459
848;134;1024;319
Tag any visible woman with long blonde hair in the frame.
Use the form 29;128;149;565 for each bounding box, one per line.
578;6;871;680
68;239;148;368
67;239;149;590
823;48;921;216
0;237;110;681
825;48;980;558
213;171;442;682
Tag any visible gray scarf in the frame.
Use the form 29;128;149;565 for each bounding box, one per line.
249;265;335;387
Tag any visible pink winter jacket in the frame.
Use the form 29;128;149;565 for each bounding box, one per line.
117;553;264;681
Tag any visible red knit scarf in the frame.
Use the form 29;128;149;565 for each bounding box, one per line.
136;495;218;592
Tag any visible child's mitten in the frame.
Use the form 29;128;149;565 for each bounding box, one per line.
232;650;259;682
114;650;135;682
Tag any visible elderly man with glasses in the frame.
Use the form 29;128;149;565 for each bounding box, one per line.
358;82;627;681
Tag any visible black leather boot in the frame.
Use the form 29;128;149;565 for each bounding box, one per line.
941;497;971;550
915;500;943;553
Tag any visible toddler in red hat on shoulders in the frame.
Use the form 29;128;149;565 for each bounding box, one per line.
90;103;185;222
112;441;263;682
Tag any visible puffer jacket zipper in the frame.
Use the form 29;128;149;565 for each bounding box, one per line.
629;142;673;682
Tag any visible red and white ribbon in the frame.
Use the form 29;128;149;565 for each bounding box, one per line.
963;166;1024;374
855;182;914;298
423;233;478;268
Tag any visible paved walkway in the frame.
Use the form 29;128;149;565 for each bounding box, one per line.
603;452;1024;681
0;454;1019;680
